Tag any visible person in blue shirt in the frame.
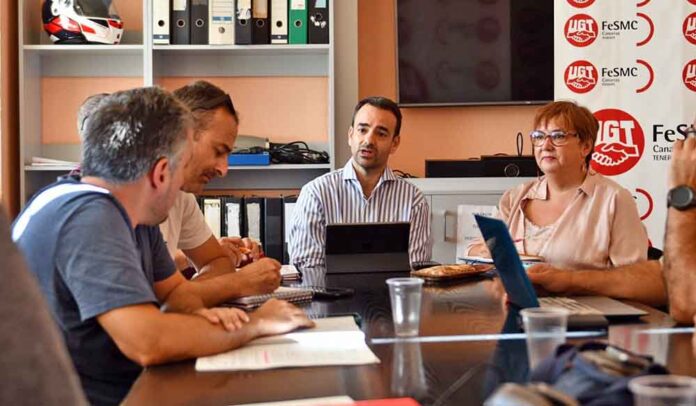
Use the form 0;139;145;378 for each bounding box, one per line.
13;86;313;406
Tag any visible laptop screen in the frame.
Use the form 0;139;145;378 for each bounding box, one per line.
474;215;540;309
325;222;410;255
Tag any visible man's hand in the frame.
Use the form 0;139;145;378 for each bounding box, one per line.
236;258;282;295
526;263;574;295
669;136;696;189
193;307;250;331
249;299;315;337
220;237;263;266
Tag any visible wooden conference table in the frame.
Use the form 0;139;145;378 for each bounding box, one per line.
124;273;696;406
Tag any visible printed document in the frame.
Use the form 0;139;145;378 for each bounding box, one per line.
195;316;380;371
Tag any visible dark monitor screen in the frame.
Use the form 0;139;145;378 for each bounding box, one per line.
325;222;410;255
396;0;554;106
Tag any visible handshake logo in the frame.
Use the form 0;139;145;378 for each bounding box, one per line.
564;60;598;93
591;109;645;176
684;13;696;46
565;14;598;47
684;60;696;92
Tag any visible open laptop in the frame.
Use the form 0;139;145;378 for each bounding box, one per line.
325;222;411;274
474;215;647;329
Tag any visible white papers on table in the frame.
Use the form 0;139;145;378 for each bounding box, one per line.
195;316;380;371
458;255;543;266
457;255;494;264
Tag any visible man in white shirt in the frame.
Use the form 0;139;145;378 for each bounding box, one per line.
288;96;432;283
162;81;280;297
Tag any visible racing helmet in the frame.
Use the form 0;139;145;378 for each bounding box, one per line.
42;0;123;44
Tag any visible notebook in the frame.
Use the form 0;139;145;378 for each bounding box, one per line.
473;215;647;329
225;286;313;309
459;254;544;270
280;264;301;281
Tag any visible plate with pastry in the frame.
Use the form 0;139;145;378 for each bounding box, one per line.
410;263;494;283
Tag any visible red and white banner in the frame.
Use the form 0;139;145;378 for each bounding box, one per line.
555;0;696;248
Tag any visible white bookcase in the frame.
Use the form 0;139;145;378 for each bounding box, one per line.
19;1;335;203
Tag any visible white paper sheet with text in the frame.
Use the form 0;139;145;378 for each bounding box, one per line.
195;316;380;371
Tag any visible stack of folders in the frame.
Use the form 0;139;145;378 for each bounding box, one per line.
195;316;380;371
198;195;297;264
153;0;330;45
225;286;313;310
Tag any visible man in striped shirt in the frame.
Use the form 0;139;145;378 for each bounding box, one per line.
289;96;432;282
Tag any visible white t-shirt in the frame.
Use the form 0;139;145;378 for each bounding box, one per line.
159;191;213;259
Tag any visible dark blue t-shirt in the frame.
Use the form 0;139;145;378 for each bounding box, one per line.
12;180;176;406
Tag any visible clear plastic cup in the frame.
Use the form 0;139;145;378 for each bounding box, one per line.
386;277;424;337
520;307;569;369
630;375;696;406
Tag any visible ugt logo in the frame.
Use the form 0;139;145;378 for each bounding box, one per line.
565;14;598;47
684;59;696;92
564;60;597;93
591;109;645;176
684;12;696;46
567;0;595;8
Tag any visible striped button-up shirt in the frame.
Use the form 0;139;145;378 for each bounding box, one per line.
289;159;432;281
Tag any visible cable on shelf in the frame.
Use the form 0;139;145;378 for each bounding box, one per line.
235;141;329;164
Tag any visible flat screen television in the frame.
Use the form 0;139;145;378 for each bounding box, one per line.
396;0;554;106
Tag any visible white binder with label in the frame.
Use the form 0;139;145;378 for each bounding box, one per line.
270;0;288;43
203;198;222;239
225;198;242;237
153;0;170;44
245;200;262;242
209;0;235;44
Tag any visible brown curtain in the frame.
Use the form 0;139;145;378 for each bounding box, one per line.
1;0;19;217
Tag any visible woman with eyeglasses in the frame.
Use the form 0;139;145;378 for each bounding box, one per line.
467;100;648;270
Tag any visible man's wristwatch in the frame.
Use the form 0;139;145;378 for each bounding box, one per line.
667;185;696;210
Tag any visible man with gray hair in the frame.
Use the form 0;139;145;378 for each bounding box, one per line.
76;92;109;138
73;83;281;303
12;87;313;406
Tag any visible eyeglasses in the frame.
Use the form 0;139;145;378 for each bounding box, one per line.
529;130;577;147
193;93;236;116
